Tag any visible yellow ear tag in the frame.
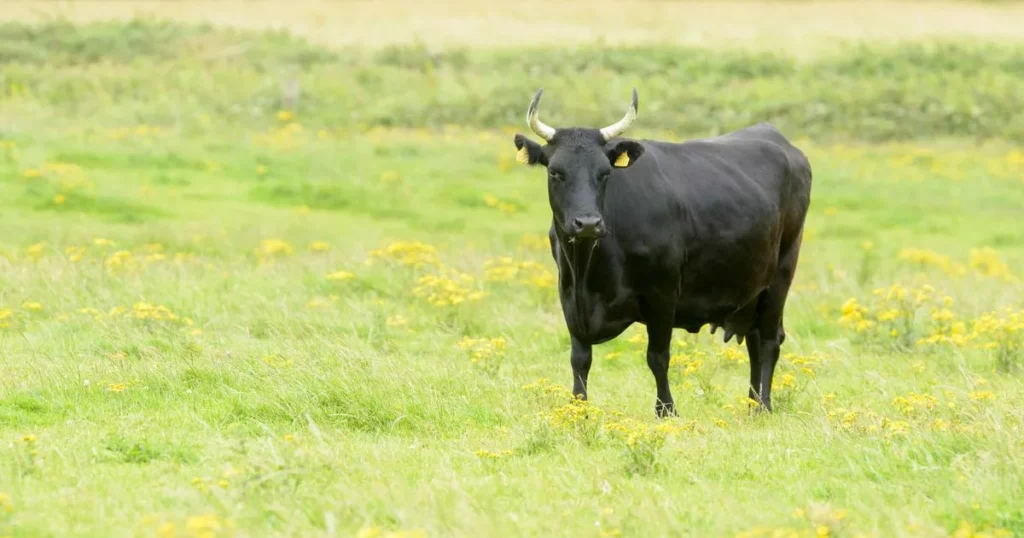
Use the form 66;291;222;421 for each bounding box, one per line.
613;152;630;168
515;146;530;164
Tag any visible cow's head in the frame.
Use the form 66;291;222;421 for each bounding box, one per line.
514;88;645;240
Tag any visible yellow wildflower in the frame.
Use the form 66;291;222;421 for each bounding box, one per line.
327;271;355;281
0;492;13;514
308;241;331;252
258;238;293;258
385;315;408;328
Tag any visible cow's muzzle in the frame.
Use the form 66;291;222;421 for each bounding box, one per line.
568;215;607;240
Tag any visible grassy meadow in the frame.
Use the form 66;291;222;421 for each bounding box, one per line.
2;7;1024;538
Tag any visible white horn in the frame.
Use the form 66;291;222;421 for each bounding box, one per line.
599;88;639;142
526;88;556;142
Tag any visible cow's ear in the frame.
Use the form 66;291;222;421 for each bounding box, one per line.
514;134;547;166
606;140;645;169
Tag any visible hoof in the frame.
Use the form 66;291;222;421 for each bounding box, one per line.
655;401;677;419
747;398;772;414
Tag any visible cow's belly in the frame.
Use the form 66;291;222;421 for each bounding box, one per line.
673;248;778;332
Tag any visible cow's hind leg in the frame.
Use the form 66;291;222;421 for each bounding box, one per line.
749;235;803;412
745;329;762;405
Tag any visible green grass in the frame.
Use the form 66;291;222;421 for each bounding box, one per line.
2;19;1024;538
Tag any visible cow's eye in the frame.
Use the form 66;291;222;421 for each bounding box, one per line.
548;170;563;181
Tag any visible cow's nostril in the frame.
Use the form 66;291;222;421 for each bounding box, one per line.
571;216;603;237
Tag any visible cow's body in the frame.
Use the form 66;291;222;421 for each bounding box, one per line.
515;90;812;415
551;122;810;339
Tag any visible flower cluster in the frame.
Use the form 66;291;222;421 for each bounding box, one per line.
890;392;938;416
545;397;604;432
604;415;693;474
456;336;506;371
784;352;826;378
825;388;981;439
604;416;692;449
670;349;708;376
839;284;948;346
327;270;355;281
898;246;1016;282
0;491;12;517
517;233;549;252
950;522;1014;538
74;303;194;330
262;354;294;368
719;346;747;364
474;449;513;460
254;120;305;151
367;241;439;268
308;240;331;252
522;379;603;440
521;379;711;473
521;378;576;407
898;248;967;277
385;315;409;329
256;238;294;263
483;257;555;288
913;307;1023;369
968;247;1016;282
132;302;192;324
413;270;485;307
482;193;518;214
190;465;244;494
964;308;1024;370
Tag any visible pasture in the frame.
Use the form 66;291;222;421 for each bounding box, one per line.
1;4;1024;538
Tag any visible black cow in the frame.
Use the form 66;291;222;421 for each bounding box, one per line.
513;88;812;416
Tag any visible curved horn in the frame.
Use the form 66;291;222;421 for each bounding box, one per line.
599;88;639;142
526;88;557;142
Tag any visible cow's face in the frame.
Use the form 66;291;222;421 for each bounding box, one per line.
513;89;645;240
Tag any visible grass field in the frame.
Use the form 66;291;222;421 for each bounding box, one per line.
2;6;1024;538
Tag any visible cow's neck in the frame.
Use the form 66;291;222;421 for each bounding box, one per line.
554;229;605;336
557;235;602;287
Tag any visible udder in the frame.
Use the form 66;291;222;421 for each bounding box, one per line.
672;292;761;337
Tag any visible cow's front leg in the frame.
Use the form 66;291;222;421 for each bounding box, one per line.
646;320;676;418
570;336;593;400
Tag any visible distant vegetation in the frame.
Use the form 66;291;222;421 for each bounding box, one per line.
2;20;1024;142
